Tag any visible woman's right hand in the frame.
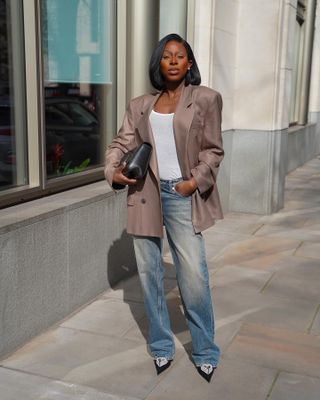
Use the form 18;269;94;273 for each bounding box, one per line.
113;165;138;186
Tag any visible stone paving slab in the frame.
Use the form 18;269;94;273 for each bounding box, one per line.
285;177;315;189
220;250;294;271
282;199;320;211
270;254;320;273
303;213;320;227
295;242;320;259
212;236;300;269
0;367;139;400
225;322;320;378
310;306;320;335
258;207;320;226
61;298;145;338
262;256;320;302
302;223;320;233
1;328;163;399
202;230;252;261
213;286;317;333
145;356;277;400
215;320;243;354
260;213;309;228
269;372;320;400
285;188;320;202
210;264;272;291
218;212;263;221
121;314;148;344
102;274;177;303
254;224;320;242
210;217;264;235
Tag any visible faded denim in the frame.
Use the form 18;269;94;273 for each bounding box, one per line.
133;178;220;366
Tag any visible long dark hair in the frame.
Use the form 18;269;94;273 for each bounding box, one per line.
149;33;201;90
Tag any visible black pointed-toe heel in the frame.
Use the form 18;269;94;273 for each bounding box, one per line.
196;364;216;382
154;357;172;375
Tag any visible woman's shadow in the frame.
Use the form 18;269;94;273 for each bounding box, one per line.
107;230;193;361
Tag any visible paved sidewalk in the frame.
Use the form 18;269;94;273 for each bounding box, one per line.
1;156;320;400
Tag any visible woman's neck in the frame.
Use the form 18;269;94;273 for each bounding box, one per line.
164;79;185;98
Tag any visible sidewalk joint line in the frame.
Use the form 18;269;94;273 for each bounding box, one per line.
307;303;320;334
59;325;145;345
251;223;265;235
260;272;276;293
0;365;63;382
265;370;281;399
219;322;245;355
292;240;304;256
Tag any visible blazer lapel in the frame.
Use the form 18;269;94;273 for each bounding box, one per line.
136;92;161;178
173;84;195;178
136;84;195;180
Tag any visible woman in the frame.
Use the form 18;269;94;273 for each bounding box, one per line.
105;33;223;382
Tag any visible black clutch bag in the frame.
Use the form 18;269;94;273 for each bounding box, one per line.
120;142;152;179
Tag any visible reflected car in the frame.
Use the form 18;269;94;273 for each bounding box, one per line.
0;98;101;184
45;98;100;176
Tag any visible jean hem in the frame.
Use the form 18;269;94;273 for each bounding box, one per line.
152;353;175;360
194;362;218;368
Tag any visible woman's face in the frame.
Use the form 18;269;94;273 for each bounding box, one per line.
160;40;192;84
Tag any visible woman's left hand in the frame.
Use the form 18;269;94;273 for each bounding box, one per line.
174;177;198;197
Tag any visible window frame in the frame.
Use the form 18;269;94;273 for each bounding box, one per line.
0;0;120;209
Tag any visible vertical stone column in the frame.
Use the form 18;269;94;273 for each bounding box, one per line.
126;0;160;101
227;0;294;214
192;0;297;214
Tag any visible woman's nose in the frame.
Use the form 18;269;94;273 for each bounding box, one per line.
170;57;178;65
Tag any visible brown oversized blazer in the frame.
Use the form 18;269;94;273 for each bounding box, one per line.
104;83;224;238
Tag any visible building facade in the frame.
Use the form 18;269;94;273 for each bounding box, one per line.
0;0;319;358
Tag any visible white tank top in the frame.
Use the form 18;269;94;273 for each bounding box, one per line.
149;110;182;180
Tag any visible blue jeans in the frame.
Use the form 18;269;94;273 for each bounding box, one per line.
133;178;220;366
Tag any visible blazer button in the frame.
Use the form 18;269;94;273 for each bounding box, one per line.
141;198;146;204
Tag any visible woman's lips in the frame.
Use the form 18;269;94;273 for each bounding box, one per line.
168;69;180;74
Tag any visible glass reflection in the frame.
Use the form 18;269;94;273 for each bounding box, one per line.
45;86;100;177
41;0;116;179
0;0;28;190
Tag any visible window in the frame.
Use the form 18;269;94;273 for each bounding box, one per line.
289;0;317;126
0;0;117;207
0;0;28;191
289;0;306;125
41;0;116;180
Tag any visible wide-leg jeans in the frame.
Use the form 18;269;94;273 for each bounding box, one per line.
133;178;220;367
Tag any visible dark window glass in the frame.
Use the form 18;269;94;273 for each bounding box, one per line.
0;0;28;190
41;0;116;179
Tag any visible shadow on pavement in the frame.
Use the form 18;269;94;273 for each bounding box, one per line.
107;234;193;358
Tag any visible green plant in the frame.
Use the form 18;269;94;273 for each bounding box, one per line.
57;158;91;175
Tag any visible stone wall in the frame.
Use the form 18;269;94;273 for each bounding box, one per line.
0;182;136;360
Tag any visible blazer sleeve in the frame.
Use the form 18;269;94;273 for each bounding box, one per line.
104;100;137;190
191;91;224;194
